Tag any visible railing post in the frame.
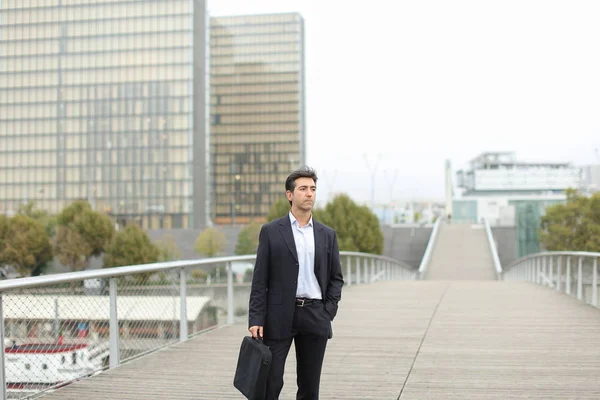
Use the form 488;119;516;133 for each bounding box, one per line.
537;257;542;285
542;257;547;286
356;258;361;285
179;267;188;342
364;258;368;284
548;257;554;287
556;256;562;292
227;262;234;324
1;294;7;400
593;258;598;307
386;261;390;281
577;257;583;301
529;259;534;282
370;259;375;283
346;257;351;287
109;277;120;369
566;257;571;295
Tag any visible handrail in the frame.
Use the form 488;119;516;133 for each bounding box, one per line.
417;217;442;279
503;251;600;308
0;256;257;292
339;251;414;271
0;252;413;293
483;218;503;279
505;251;600;272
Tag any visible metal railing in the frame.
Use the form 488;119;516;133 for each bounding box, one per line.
483;218;503;280
340;252;417;285
0;251;413;399
504;251;600;307
417;217;442;279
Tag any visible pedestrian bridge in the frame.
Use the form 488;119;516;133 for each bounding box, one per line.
2;221;600;399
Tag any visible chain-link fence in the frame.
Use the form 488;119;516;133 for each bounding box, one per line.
0;257;256;399
2;282;112;399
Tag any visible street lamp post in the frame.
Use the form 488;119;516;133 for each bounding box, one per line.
383;169;398;224
363;153;382;210
231;174;240;225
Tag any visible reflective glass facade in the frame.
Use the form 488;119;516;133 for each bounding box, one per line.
0;0;207;229
210;13;305;224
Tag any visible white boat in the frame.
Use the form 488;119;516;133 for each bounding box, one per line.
4;339;109;394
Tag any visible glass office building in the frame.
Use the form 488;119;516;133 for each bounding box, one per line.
210;13;305;224
0;0;208;229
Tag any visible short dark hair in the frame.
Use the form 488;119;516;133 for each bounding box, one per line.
285;166;318;205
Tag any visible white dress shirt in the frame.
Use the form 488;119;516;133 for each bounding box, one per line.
289;212;322;299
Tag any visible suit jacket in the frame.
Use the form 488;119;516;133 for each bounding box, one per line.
248;215;344;340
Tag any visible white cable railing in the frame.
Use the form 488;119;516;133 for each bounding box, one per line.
483;218;503;280
0;251;414;399
504;251;600;307
417;217;442;279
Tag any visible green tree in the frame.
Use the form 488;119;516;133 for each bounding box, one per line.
104;224;160;268
156;234;181;262
54;200;115;271
235;222;261;255
266;197;291;222
318;194;384;254
0;215;53;277
539;189;600;252
17;201;57;237
0;215;10;265
54;226;93;272
195;227;226;257
413;211;422;223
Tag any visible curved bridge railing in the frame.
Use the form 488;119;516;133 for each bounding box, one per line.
504;251;600;307
0;251;414;399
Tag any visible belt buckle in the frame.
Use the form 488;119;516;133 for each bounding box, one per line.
296;299;305;307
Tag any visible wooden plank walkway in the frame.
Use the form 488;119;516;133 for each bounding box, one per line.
40;280;600;399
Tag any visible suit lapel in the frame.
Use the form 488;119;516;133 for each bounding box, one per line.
278;217;298;263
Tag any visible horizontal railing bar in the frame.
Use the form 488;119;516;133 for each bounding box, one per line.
0;251;414;292
339;252;414;270
505;251;600;273
0;256;256;292
483;218;503;277
418;217;442;278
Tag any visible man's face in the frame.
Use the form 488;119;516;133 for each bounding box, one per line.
286;177;316;212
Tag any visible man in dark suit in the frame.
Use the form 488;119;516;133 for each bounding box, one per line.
249;166;344;400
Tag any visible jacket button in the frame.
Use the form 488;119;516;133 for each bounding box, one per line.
295;263;299;266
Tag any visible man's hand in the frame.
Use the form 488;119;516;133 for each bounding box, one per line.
249;326;263;339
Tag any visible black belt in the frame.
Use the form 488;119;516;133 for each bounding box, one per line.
295;298;322;307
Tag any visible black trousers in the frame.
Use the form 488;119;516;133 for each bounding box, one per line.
263;301;329;400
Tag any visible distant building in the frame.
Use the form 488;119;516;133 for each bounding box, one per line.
374;200;444;225
456;152;581;197
453;151;583;257
3;295;216;342
209;13;306;224
0;0;209;229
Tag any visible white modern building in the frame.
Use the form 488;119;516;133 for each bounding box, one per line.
452;152;581;226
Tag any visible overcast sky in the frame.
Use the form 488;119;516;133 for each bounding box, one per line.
207;0;600;205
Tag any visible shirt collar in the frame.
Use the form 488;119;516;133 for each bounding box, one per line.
289;211;313;227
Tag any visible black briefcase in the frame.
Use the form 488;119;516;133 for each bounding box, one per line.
233;336;272;400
